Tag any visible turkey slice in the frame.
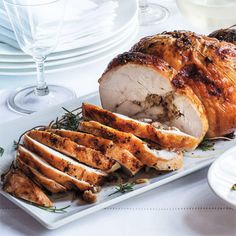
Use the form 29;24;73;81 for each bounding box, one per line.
16;157;66;193
2;168;53;207
27;130;120;172
48;129;143;176
23;135;106;186
79;121;183;171
17;146;91;191
82;103;199;150
47;129;113;154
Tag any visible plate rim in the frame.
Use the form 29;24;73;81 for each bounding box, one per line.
0;20;138;68
0;13;138;63
0;25;139;75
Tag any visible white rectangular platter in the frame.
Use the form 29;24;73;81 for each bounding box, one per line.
0;91;235;229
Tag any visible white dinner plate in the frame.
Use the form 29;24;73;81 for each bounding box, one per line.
0;8;138;62
0;18;138;64
0;0;138;56
0;25;138;75
208;146;236;209
0;91;236;229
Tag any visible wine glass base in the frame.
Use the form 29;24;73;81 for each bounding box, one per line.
7;84;76;115
139;3;169;26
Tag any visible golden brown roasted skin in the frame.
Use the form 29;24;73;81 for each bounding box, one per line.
16;158;67;194
99;52;209;141
131;31;236;137
47;129;113;154
47;129;142;175
18;146;92;191
79;121;183;171
23;134;106;186
82;103;200;150
3;169;53;207
209;28;236;45
27;130;118;172
105;145;143;176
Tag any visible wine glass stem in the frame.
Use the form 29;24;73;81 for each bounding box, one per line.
139;0;148;10
34;57;49;96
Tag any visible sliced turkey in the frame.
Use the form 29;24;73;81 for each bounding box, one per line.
47;129;143;176
82;103;199;150
17;146;92;191
105;145;143;175
47;129;113;153
2;168;53;207
98;52;208;141
23;135;106;186
27;130;120;172
79;121;183;171
16;158;66;193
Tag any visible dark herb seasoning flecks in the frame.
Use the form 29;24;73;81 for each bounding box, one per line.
198;139;215;151
231;184;236;191
0;146;4;157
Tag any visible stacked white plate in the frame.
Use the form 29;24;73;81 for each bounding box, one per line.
0;0;138;75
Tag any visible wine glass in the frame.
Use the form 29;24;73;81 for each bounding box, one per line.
3;0;76;114
139;0;169;26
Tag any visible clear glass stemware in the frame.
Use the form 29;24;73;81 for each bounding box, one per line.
139;0;169;26
3;0;76;114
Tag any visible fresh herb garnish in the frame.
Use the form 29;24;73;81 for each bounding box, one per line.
0;146;4;157
198;139;215;151
108;183;135;196
231;184;236;191
13;125;46;150
198;135;235;151
51;107;82;131
32;203;71;213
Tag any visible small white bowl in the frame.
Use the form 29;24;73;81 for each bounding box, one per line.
208;145;236;209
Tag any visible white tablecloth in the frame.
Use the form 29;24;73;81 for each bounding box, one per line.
0;1;235;235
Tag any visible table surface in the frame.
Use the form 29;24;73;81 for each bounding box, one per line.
0;1;236;235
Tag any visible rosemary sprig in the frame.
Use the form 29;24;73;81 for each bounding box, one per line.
51;107;82;131
31;203;71;213
198;139;215;151
0;146;4;157
108;183;135;196
13;125;46;150
198;134;235;151
231;184;236;191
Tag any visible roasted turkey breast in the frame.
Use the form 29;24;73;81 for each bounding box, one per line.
17;146;92;191
47;129;113;153
79;121;183;171
48;129;143;176
16;158;67;194
99;52;208;141
130;31;236;137
82;103;199;150
2;168;53;207
23;135;106;186
27;130;120;172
